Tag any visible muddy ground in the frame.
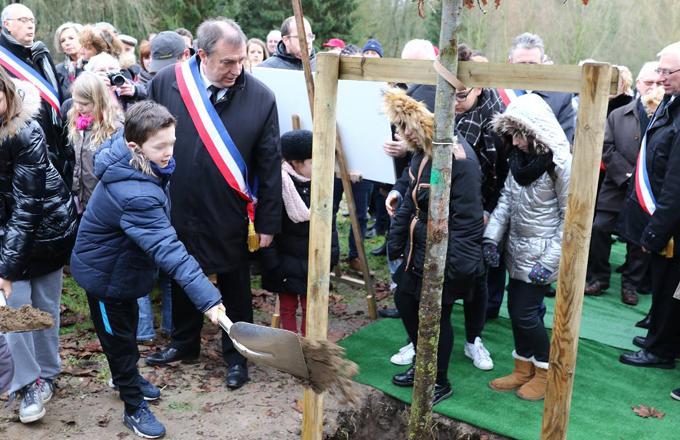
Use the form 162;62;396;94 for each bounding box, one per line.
0;220;509;440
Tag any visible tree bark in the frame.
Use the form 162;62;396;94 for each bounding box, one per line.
407;1;463;438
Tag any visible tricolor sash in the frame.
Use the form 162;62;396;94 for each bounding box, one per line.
176;56;259;249
634;109;660;216
497;89;527;107
0;45;60;115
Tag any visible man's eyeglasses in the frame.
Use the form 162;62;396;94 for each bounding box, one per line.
286;33;315;42
655;67;680;76
455;90;473;102
642;80;664;87
6;17;37;25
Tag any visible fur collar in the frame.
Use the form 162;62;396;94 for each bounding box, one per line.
381;88;433;158
492;94;571;169
0;79;42;142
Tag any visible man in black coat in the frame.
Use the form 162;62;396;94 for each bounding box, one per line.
585;63;661;305
259;16;316;71
0;4;70;186
146;18;282;389
508;33;576;143
618;42;680;372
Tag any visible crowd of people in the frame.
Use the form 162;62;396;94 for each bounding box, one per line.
0;2;678;438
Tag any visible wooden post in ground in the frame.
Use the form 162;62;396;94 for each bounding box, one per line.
301;52;340;440
408;0;462;438
541;62;613;440
292;0;378;320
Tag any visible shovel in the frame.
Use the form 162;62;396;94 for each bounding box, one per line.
218;313;309;380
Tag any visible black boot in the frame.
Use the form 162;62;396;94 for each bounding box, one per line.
392;365;415;387
432;370;453;405
635;313;651;329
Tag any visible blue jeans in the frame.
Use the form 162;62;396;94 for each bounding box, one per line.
136;295;155;341
333;178;373;259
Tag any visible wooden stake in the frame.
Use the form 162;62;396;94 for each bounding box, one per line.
302;52;339;440
541;62;612;440
408;1;462;438
292;0;377;320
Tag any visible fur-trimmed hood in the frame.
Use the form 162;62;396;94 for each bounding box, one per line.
0;79;42;142
492;94;571;169
381;88;433;158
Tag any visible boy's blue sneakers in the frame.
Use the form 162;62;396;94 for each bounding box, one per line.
123;401;166;439
109;375;162;401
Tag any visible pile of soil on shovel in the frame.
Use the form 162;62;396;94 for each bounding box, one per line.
0;305;54;332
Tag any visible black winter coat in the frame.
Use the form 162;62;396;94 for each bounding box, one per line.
0;81;77;280
147;57;282;273
0;30;70;185
259;175;339;295
259;40;316;71
388;140;485;300
618;95;680;254
598;98;646;212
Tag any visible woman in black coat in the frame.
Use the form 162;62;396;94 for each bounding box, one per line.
0;71;77;423
382;88;485;406
260;130;339;335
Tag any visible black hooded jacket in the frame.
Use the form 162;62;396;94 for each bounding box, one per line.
0;81;77;280
259;40;316;71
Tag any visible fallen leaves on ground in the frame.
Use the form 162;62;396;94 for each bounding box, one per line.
631;404;665;419
374;281;392;301
291;397;303;414
97;415;111;427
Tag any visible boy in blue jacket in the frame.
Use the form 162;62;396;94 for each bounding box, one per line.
71;101;224;439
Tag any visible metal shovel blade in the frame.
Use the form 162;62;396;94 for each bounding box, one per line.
219;315;309;380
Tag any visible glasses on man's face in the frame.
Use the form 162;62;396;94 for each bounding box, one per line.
286;33;315;42
7;17;36;25
655;67;680;76
642;80;664;87
455;90;472;102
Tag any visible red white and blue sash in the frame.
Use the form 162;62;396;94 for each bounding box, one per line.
635;114;658;215
175;55;257;222
0;45;60;116
497;89;527;107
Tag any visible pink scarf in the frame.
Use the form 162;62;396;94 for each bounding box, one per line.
76;114;94;130
281;161;311;223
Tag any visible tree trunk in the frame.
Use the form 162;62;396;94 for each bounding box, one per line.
407;1;463;439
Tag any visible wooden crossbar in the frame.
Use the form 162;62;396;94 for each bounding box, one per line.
338;58;619;94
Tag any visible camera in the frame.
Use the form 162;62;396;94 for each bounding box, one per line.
106;71;126;87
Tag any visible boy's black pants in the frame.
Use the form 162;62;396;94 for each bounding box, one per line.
87;293;143;414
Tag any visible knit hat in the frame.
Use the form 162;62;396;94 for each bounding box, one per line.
281;130;313;161
363;39;383;58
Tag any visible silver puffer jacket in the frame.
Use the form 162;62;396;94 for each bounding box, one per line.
484;94;571;284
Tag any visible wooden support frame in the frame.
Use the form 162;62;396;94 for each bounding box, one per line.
306;52;617;440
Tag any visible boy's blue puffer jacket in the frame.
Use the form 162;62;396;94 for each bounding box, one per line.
70;131;221;312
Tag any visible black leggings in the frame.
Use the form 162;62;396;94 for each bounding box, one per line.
507;279;550;362
395;291;454;373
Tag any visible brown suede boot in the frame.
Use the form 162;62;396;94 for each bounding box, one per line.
488;352;534;392
516;360;548;401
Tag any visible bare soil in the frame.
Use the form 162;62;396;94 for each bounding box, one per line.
0;304;54;333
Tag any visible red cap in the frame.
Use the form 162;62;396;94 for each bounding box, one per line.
322;38;345;49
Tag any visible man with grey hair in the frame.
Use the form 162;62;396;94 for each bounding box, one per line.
146;17;282;390
618;42;680;376
507;32;576;143
0;3;69;184
260;16;315;70
584;62;661;305
266;29;281;55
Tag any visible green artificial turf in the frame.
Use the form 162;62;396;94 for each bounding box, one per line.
339;241;678;440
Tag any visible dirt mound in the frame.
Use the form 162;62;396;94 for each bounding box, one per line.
0;305;54;333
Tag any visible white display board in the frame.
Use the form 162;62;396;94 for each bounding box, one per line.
252;67;396;184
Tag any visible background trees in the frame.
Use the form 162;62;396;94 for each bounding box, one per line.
2;0;677;76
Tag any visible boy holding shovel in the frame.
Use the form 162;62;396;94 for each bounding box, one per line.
71;101;224;439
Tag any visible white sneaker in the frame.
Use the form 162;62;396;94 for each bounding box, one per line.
390;342;415;365
19;382;45;423
39;378;54;403
464;337;494;371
